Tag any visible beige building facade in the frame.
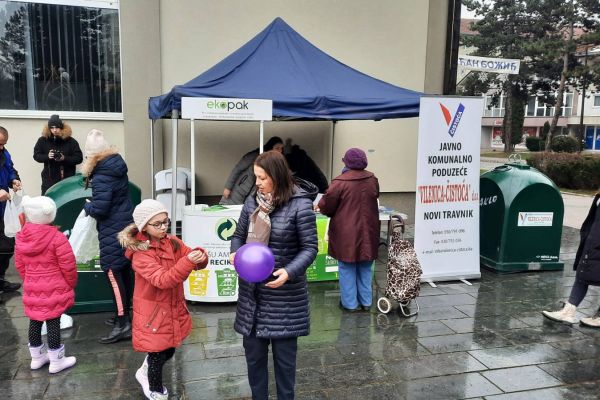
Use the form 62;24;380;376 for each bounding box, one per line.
0;0;450;218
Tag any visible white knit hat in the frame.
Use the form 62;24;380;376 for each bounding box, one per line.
22;196;57;225
133;199;169;231
85;129;111;157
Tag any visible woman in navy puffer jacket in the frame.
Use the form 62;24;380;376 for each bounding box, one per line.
230;150;317;400
82;129;134;345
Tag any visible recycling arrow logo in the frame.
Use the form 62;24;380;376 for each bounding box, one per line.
216;218;237;241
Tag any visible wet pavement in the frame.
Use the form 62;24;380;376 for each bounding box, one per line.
1;225;600;399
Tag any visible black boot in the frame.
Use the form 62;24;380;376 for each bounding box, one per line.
104;317;116;326
0;279;21;293
98;321;131;344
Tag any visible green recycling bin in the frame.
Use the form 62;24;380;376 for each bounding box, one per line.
480;163;564;273
45;174;141;313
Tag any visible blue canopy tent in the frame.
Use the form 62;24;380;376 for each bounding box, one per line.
149;17;422;120
148;17;422;233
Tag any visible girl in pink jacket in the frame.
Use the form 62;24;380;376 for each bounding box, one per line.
15;196;77;374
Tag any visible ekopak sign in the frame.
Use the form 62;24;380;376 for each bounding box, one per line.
181;97;273;121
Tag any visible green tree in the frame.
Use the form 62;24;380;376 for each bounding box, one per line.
539;0;600;150
461;0;550;153
541;121;550;140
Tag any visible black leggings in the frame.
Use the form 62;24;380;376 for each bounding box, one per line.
105;268;133;325
0;253;12;280
147;348;175;393
29;318;61;349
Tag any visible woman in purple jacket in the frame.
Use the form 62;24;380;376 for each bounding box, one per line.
318;148;379;312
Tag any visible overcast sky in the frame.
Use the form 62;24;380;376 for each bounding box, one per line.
461;4;478;19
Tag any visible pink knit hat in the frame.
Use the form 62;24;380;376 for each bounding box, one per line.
133;199;169;231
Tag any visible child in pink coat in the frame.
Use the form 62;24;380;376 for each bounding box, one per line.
15;196;77;373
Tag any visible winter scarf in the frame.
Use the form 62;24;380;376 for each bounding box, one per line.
247;191;275;244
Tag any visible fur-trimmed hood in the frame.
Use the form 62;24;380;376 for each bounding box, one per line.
118;223;150;252
42;123;73;139
80;147;119;177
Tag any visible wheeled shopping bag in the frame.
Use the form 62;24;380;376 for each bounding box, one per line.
377;215;422;316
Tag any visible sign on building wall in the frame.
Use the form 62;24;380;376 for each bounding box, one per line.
458;55;520;74
181;97;273;121
414;96;483;282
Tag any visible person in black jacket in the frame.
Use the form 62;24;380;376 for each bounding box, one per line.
543;191;600;328
286;144;329;194
0;126;22;293
220;136;284;205
82;129;134;344
33;115;83;194
230;150;317;400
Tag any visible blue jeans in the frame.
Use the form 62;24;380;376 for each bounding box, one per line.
338;260;374;309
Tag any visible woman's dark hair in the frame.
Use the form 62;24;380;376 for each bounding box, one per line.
255;150;294;207
263;136;283;152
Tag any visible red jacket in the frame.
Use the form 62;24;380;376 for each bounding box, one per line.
119;224;208;353
318;169;379;263
15;223;77;321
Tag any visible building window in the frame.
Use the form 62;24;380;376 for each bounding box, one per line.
526;93;572;117
0;1;121;113
536;97;553;117
483;95;505;118
594;95;600;107
526;96;535;116
562;93;573;117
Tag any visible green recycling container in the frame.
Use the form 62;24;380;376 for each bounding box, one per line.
480;163;564;273
45;174;141;313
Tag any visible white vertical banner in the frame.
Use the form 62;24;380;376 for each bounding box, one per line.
414;96;483;282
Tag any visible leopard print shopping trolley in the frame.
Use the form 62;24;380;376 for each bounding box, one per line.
377;215;422;316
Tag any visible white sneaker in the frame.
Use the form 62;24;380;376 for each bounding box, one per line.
542;302;578;324
580;312;600;328
135;356;149;396
28;343;50;370
148;388;168;400
48;345;76;373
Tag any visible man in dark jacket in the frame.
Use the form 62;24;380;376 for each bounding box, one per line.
318;148;379;312
286;144;329;193
220;136;284;205
33;114;83;194
0;126;22;292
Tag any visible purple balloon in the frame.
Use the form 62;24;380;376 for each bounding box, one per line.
234;243;275;283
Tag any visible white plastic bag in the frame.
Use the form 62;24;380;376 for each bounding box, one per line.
42;314;73;335
68;209;99;263
4;190;23;238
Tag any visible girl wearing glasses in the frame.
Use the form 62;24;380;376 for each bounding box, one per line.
119;199;208;400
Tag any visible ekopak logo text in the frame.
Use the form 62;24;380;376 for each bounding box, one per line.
207;100;249;112
439;103;465;137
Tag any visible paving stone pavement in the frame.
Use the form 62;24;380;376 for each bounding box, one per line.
1;226;599;399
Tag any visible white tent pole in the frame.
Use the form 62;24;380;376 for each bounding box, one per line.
329;121;336;180
150;119;155;199
259;120;265;153
190;118;195;207
171;109;179;235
